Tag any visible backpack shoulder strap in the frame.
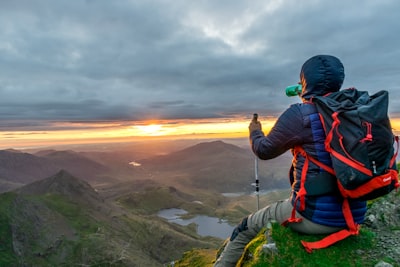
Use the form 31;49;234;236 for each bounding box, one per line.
282;146;335;226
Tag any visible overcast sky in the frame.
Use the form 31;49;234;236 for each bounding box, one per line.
1;0;400;131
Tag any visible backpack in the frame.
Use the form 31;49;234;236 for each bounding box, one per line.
289;88;399;252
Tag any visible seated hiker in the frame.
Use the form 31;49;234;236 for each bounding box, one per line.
213;55;368;267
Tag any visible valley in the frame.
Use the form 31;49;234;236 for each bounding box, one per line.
0;138;292;266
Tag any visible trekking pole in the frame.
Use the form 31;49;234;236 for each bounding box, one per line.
253;113;260;211
255;156;260;211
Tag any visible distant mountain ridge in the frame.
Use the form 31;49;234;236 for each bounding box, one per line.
0;140;292;193
140;140;291;192
0;149;114;193
142;141;248;170
0;150;59;183
34;150;110;182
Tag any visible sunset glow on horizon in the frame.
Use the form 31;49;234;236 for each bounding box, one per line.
0;117;278;150
2;116;400;150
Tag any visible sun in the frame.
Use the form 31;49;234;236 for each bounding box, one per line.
134;124;163;136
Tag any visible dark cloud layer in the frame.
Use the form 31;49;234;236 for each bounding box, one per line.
1;0;400;129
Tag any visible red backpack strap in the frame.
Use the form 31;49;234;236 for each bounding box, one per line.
321;112;372;176
301;198;360;253
282;147;308;226
294;146;335;176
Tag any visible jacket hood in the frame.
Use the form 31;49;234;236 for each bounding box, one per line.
300;55;345;99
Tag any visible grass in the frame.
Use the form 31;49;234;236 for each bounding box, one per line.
170;249;217;267
118;186;188;214
37;194;124;266
175;223;385;267
0;192;108;266
238;223;379;267
39;193;100;235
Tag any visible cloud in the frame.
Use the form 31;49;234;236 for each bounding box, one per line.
1;0;400;130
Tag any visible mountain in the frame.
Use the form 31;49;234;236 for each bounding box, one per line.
144;140;248;171
16;170;105;209
33;150;112;183
0;149;117;193
139;140;291;193
0;140;292;194
0;170;220;266
0;149;59;184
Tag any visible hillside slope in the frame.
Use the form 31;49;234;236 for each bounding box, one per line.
0;170;220;266
140;140;291;193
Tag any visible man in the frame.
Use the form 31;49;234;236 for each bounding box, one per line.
213;55;367;267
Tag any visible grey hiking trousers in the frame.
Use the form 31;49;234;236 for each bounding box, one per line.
213;199;342;267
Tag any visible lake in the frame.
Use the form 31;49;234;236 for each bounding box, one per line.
157;208;235;239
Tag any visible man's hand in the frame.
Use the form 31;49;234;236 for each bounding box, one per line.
249;118;262;133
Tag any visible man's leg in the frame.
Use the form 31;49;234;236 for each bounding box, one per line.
213;200;292;267
213;199;342;267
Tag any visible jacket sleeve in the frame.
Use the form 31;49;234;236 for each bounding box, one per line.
250;104;305;160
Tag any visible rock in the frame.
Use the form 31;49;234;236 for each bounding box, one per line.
364;191;400;264
262;243;278;255
374;261;393;267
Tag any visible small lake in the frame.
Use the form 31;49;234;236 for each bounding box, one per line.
157;208;234;239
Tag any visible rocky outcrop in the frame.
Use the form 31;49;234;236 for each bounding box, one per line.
363;190;400;265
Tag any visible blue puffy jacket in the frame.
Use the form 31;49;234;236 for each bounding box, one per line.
250;55;366;227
